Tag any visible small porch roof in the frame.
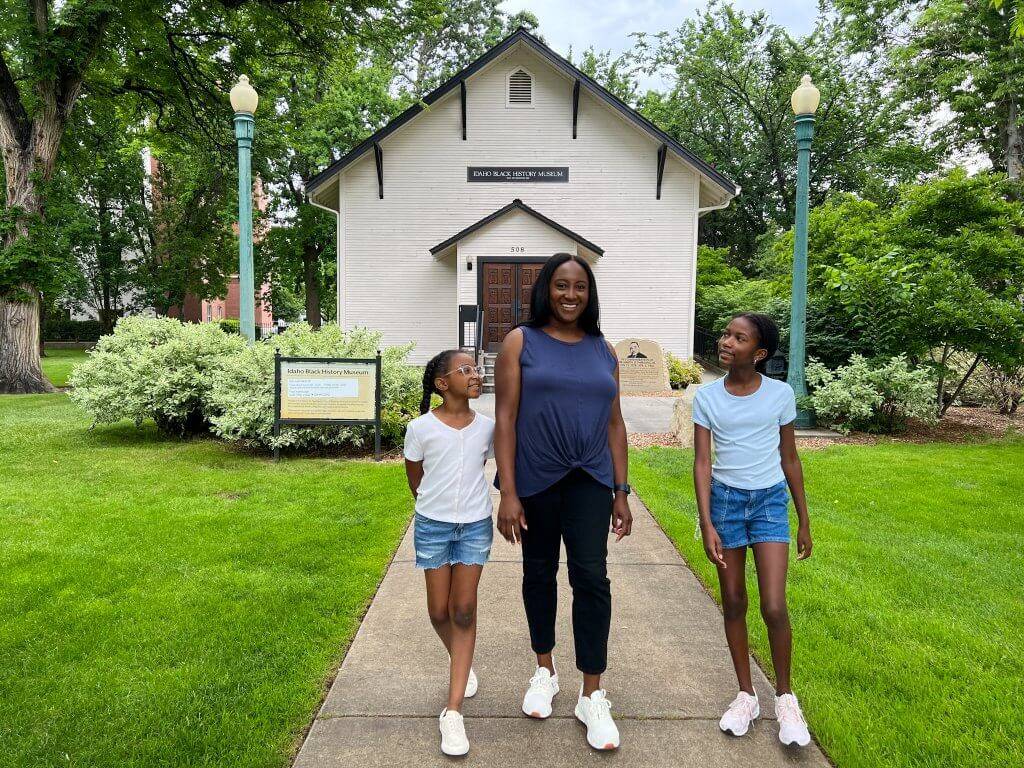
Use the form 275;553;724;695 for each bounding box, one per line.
429;199;604;259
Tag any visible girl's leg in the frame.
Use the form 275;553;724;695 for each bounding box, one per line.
751;542;792;694
424;565;453;652
716;546;754;694
446;563;484;712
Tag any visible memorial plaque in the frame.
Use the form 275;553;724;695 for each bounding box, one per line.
614;338;671;393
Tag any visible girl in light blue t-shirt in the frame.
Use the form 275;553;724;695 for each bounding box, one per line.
692;312;813;748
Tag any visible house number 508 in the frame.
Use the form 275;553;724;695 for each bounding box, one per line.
511;246;525;253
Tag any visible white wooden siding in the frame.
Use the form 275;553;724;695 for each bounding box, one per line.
337;44;698;364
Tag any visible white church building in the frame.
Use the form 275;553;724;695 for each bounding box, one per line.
307;28;738;364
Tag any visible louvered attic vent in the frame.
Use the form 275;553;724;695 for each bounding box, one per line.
508;69;533;106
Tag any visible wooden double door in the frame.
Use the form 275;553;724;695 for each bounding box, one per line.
481;260;545;351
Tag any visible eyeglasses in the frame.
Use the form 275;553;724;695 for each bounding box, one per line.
442;364;483;378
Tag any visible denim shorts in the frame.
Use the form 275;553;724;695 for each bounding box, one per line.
413;513;493;570
710;478;791;549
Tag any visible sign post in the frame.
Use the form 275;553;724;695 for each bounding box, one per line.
273;350;383;461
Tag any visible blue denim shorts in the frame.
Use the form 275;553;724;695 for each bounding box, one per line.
710;478;791;549
413;514;493;570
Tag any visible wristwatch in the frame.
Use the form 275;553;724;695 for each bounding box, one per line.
614;483;631;495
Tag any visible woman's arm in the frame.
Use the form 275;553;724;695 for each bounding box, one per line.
494;328;527;544
780;423;812;560
405;459;423;498
605;341;632;541
693;423;725;568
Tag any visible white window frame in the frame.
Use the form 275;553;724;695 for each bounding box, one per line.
506;67;535;109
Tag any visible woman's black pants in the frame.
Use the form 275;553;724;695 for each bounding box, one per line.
520;469;612;675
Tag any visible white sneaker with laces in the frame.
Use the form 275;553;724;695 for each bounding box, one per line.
465;666;478;698
439;708;470;756
719;691;760;736
775;692;811;747
574;686;620;750
521;665;559;718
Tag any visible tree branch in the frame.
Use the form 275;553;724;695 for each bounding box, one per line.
0;50;31;147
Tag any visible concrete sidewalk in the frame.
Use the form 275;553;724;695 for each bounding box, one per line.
293;466;829;767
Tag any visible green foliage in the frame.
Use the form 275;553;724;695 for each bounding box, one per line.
666;353;704;388
42;318;106;342
695;246;742;305
69;316;246;436
632;1;936;266
805;355;938;434
206;324;420;452
218;319;240;335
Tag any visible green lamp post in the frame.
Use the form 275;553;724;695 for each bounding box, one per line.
787;74;820;428
230;75;259;343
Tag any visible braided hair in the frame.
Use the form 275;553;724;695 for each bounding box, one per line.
732;312;780;374
420;349;461;414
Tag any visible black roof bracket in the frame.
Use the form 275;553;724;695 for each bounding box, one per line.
572;78;580;139
373;143;383;199
656;143;667;200
460;80;467;141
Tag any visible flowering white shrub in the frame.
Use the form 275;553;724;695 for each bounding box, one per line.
206;323;421;451
805;355;937;434
69;316;245;435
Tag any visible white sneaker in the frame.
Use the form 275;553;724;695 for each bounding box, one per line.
719;691;759;736
574;686;620;750
439;708;470;756
775;692;811;747
521;665;559;718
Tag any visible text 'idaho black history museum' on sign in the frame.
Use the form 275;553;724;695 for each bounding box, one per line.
467;167;569;182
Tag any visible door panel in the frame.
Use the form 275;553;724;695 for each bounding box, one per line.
481;261;546;351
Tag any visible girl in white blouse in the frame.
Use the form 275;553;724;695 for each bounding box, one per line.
404;349;495;756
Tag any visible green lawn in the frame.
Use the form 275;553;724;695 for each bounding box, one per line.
41;348;89;387
0;394;411;768
632;440;1024;768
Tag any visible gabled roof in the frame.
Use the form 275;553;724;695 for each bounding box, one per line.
430;199;603;257
305;28;737;200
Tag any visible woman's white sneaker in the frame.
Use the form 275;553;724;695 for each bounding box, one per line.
465;666;478;698
522;665;559;718
775;693;811;747
439;708;470;756
719;691;759;736
574;687;620;750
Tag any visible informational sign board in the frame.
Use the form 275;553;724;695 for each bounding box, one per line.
467;166;569;182
273;353;382;460
613;338;671;393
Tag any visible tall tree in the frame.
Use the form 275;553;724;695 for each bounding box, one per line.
0;0;366;393
832;0;1024;180
630;1;936;269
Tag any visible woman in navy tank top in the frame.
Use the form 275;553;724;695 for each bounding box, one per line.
493;252;631;751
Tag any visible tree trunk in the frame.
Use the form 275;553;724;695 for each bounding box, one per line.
935;343;951;415
1007;96;1022;182
303;243;322;330
0;284;54;393
941;353;982;417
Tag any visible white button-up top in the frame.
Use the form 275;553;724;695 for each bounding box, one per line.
403;410;495;524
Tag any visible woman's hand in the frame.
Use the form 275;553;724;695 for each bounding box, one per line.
497;494;527;545
612;494;632;541
797;522;813;560
700;521;726;568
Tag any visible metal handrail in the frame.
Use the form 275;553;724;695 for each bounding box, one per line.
474;305;484;365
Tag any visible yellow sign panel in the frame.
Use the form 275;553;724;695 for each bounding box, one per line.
279;360;377;421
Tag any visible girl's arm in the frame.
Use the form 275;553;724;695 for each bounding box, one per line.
405;459;423;498
693;423;725;568
494;328;527;544
780;423;812;560
605;342;632;541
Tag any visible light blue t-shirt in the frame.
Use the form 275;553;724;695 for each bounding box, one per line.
692;375;797;490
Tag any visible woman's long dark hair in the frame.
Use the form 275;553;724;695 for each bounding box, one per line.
732;312;779;374
420;349;460;414
522;252;602;335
